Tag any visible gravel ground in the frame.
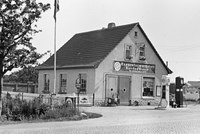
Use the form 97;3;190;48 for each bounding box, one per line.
1;105;200;134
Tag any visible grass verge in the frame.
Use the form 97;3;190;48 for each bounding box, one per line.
0;112;102;126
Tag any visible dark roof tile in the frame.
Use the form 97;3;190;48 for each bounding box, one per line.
38;22;172;74
188;81;200;88
40;23;137;68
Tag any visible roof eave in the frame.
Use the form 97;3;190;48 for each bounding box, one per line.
137;24;173;75
36;65;96;70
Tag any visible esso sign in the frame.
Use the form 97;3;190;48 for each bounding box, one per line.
161;76;170;85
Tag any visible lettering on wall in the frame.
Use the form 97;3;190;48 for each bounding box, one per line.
113;61;155;74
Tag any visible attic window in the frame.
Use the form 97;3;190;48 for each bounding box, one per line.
125;45;133;60
134;31;138;38
139;44;146;60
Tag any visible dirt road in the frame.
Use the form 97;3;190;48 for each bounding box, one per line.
1;105;200;134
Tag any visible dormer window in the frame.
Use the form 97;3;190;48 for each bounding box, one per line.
139;44;146;60
125;45;132;60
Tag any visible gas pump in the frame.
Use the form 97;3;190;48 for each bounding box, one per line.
175;77;184;107
157;75;170;108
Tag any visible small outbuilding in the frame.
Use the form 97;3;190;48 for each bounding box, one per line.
37;22;172;106
183;81;200;101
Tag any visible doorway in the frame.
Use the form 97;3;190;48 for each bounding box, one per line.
105;75;131;105
118;76;131;105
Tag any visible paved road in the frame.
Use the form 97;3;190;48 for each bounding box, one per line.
1;105;200;134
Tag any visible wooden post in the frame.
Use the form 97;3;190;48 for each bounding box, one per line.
93;93;95;106
15;83;18;92
0;78;3;115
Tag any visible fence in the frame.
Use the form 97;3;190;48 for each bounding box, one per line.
3;82;38;93
2;91;94;107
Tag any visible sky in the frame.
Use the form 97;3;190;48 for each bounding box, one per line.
32;0;200;82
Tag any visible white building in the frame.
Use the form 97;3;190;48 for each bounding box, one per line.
37;22;172;106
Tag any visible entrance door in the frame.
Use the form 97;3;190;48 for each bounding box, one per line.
105;75;131;105
105;75;118;99
118;76;131;105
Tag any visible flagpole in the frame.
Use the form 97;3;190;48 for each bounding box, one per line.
53;0;59;94
53;13;57;94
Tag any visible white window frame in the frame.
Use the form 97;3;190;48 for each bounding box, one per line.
79;73;87;94
139;44;145;60
134;31;138;38
44;74;50;92
142;77;155;98
59;73;67;93
125;44;133;60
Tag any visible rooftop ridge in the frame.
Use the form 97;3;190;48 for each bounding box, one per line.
75;22;139;35
38;22;172;74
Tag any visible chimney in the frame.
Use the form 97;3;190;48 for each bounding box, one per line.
107;22;116;28
166;61;168;67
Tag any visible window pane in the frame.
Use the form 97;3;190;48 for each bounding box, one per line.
143;77;154;97
44;74;50;91
125;45;132;59
126;50;131;59
139;45;145;57
60;74;67;87
60;74;67;93
80;74;87;93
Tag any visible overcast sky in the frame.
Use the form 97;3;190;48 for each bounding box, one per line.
32;0;200;82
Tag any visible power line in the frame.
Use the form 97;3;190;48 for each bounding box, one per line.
169;60;200;63
159;44;200;53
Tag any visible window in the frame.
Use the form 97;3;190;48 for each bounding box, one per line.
139;44;145;60
79;73;87;93
43;74;50;93
134;31;138;37
59;74;67;93
125;45;132;60
143;77;155;97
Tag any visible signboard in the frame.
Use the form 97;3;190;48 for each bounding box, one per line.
161;75;170;85
79;96;89;104
75;78;81;89
113;61;155;74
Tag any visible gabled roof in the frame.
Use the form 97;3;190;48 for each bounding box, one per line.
188;81;200;88
38;22;172;74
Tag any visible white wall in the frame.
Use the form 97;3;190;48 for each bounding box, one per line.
38;25;170;104
38;68;95;94
95;25;169;100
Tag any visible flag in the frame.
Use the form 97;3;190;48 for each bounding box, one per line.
54;0;59;21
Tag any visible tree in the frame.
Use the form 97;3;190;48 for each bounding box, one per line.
0;0;50;101
4;65;39;83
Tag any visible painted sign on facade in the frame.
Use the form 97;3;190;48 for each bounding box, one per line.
113;61;155;74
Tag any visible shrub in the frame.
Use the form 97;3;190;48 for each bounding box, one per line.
68;115;82;120
84;112;102;119
2;94;102;122
40;109;61;119
41;105;77;120
2;94;51;121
